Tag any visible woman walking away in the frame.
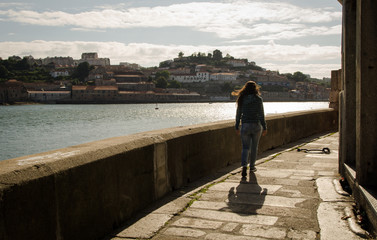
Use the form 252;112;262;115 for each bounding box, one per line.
235;81;267;178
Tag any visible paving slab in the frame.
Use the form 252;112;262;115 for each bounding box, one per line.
182;208;278;225
204;233;265;240
191;200;315;219
226;193;307;208
199;189;308;208
290;175;315;180
147;196;193;215
171;218;223;230
162;227;207;238
115;213;173;239
252;169;293;178
318;202;364;240
239;224;287;239
209;181;282;194
286;229;317;240
221;222;238;232
317;177;352;202
306;154;339;159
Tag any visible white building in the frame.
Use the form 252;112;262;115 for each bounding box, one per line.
226;59;247;67
42;57;75;66
170;71;210;83
120;62;141;70
168;67;191;75
78;52;110;66
210;72;238;82
196;71;210;81
195;64;207;72
50;70;70;78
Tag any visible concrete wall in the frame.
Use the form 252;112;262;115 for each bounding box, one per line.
0;108;337;240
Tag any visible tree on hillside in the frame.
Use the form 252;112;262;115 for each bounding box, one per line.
155;70;170;80
178;52;184;58
213;49;223;61
154;70;171;88
283;71;309;82
0;65;9;79
168;79;181;88
283;73;293;81
225;53;234;59
72;62;92;82
292;71;309;82
15;57;30;71
1;56;29;72
198;52;206;57
0;57;55;82
159;60;171;68
155;76;168;88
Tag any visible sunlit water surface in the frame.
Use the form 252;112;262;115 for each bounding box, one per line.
0;102;328;161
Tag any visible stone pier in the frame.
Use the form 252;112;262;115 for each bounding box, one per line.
0;109;337;240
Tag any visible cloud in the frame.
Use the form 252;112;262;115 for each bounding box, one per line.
0;1;341;40
0;40;340;78
71;28;106;32
0;3;25;8
245;24;341;40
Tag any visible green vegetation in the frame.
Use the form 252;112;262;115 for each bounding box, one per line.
168;49;262;69
309;77;331;88
0;56;95;85
282;71;309;82
155;76;168;88
154;70;182;89
0;56;54;83
71;62;93;82
282;71;330;88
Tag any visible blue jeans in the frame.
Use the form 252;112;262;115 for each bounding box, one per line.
240;122;263;167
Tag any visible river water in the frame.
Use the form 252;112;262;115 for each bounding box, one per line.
0;102;329;161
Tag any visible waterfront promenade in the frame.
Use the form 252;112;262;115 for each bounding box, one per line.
105;132;368;240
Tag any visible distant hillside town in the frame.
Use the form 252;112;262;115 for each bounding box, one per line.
0;51;330;104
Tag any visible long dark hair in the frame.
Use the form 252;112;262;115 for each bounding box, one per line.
236;81;261;106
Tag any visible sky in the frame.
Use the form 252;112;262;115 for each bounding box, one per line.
0;0;342;79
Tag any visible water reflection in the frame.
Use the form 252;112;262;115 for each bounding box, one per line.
0;102;328;161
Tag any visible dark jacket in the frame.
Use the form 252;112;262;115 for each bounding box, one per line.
235;94;267;130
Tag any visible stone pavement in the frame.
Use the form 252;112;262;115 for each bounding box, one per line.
106;132;370;240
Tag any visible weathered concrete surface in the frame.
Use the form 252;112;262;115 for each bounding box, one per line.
108;133;369;240
0;109;338;240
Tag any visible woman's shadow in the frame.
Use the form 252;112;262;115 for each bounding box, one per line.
225;172;267;215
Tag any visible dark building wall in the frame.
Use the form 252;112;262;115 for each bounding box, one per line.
338;0;377;234
0;80;28;104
